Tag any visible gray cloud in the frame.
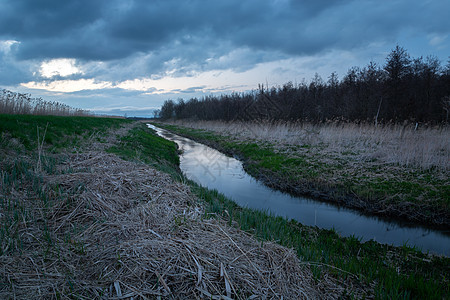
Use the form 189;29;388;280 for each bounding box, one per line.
1;0;449;95
0;42;34;85
2;0;448;62
171;86;207;94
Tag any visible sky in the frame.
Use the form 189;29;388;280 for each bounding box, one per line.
0;0;449;117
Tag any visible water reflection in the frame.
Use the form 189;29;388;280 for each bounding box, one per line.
148;124;449;256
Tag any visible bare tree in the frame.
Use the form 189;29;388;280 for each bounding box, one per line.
443;96;450;123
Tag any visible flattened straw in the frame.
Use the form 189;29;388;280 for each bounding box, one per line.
113;281;122;297
197;288;233;300
220;263;233;299
155;270;171;295
148;229;162;239
213;223;278;296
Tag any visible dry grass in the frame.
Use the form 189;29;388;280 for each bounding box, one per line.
0;89;90;116
159;120;449;226
0;123;356;299
168;120;450;171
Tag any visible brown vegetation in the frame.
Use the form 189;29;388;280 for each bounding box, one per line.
0;89;90;116
167;119;449;171
161;120;449;226
0;123;358;299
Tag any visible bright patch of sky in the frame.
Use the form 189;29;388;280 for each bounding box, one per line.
428;34;448;48
22;79;112;93
39;58;83;78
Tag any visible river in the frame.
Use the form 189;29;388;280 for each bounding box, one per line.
148;124;449;256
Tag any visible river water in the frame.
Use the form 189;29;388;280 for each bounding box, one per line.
148;124;449;256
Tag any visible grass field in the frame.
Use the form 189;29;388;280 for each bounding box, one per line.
0;114;130;152
156;120;450;227
0;115;448;298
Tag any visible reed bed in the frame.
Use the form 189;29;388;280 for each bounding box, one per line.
0;89;90;116
0;124;351;298
167;120;450;171
160;120;449;226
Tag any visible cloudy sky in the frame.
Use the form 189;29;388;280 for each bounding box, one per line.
1;0;449;117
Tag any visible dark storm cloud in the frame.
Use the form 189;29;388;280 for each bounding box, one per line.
1;0;449;86
0;55;29;85
0;42;33;85
0;1;103;38
1;0;447;62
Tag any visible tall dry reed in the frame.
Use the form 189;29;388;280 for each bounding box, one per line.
168;119;450;170
0;89;90;116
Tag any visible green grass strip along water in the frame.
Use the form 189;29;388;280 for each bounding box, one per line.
107;123;180;175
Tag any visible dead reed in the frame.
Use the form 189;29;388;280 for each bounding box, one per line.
0;123;353;299
168;120;450;171
0;89;90;116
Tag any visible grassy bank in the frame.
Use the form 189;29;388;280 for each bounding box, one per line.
107;124;180;175
1;116;332;298
129;123;448;299
0;116;132;252
0;114;131;153
154;121;450;228
193;187;449;299
0;115;132;296
1;115;448;298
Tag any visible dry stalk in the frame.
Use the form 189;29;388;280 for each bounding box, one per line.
36;123;48;172
168;119;449;170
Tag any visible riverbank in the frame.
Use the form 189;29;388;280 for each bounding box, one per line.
1;115;448;298
0;115;352;298
112;121;450;299
155;120;450;228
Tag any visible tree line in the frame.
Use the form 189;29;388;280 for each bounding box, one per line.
159;46;450;124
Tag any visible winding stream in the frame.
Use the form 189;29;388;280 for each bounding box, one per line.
148;124;449;256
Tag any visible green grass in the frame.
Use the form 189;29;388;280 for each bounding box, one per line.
1;157;59;256
107;123;180;175
154;122;450;227
112;122;449;299
0;114;131;152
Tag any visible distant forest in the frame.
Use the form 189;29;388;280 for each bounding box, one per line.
159;46;450;124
